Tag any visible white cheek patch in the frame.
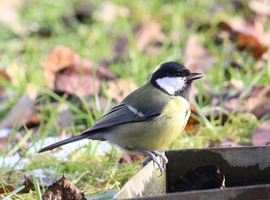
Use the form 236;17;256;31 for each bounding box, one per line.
156;77;186;95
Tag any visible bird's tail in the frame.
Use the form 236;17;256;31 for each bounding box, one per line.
38;134;88;153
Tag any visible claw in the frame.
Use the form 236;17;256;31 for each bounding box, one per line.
139;149;167;173
152;150;168;164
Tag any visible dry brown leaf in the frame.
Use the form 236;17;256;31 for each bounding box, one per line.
0;84;37;129
205;85;270;125
133;21;165;52
227;79;244;91
248;0;270;15
21;176;58;193
55;59;115;96
41;46;81;88
113;34;129;60
41;46;116;96
184;115;200;134
107;78;138;103
93;2;129;24
184;103;200;134
219;18;269;59
252;122;270;146
237;32;268;59
247;85;265;97
25;113;42;129
0;0;26;35
42;174;86;200
0;185;15;194
0;70;11;95
248;86;270;119
22;176;34;193
41;46;80;73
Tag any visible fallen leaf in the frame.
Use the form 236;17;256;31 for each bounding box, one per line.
218;18;269;59
22;176;34;193
21;176;56;193
133;21;165;52
248;85;270;119
0;84;37;129
41;46;116;96
203;84;269;123
245;85;265;97
226;78;244;91
41;45;81;88
0;70;11;96
42;174;86;200
0;185;15;194
0;0;26;35
56;59;115;96
252;122;270;146
184;103;200;134
237;32;268;59
25;113;42;129
93;2;129;24
248;0;270;15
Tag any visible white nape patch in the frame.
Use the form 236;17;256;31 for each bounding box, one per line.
156;77;186;95
127;105;144;117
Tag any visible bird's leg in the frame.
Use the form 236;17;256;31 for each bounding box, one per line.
142;157;152;166
138;149;164;173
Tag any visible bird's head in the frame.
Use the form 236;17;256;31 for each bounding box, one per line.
150;61;203;100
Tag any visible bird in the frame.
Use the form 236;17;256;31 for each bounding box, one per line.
38;61;203;172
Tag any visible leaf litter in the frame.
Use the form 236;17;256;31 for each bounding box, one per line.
41;45;116;96
1;0;270;199
42;175;86;200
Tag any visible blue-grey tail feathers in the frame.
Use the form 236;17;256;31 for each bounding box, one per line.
38;134;88;153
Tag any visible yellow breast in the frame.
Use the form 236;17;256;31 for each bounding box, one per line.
155;96;190;148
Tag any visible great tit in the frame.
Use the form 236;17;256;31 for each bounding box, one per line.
38;61;203;171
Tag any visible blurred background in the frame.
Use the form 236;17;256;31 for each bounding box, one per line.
0;0;270;199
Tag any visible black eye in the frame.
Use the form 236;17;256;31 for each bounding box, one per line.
177;71;182;76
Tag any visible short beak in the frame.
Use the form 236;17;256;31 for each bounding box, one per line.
187;72;203;81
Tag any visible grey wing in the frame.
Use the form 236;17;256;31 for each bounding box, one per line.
87;103;160;132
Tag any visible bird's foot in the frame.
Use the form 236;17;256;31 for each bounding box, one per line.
139;149;167;173
152;150;168;164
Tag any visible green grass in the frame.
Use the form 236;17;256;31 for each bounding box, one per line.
0;0;269;199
